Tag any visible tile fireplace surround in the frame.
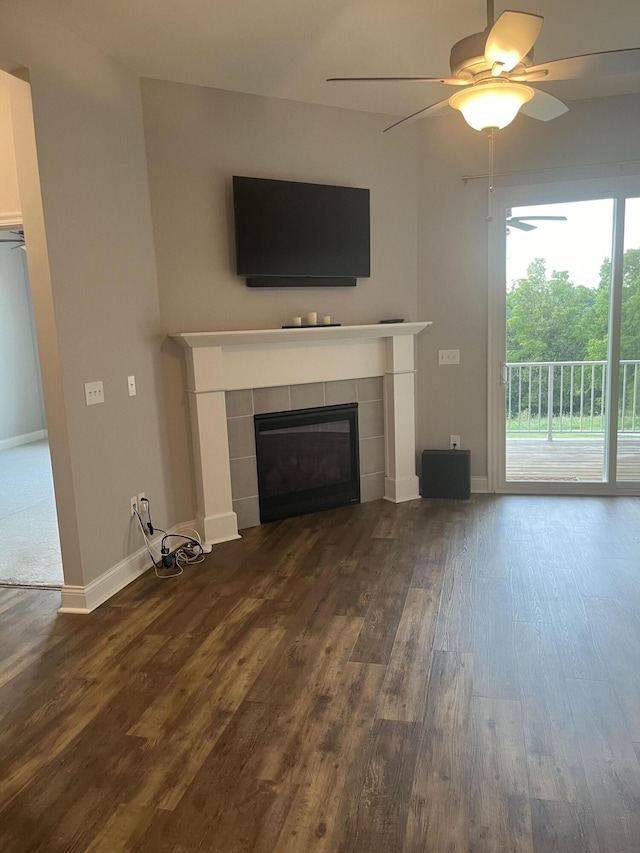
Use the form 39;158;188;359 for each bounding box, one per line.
172;322;431;546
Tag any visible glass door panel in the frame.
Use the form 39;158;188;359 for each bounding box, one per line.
505;199;614;483
617;197;640;481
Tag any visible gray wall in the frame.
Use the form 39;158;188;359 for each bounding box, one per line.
141;78;419;524
0;243;45;442
416;93;640;481
0;5;170;586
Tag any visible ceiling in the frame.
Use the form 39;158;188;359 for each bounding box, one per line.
30;0;640;120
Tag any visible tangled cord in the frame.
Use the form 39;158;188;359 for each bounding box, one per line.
133;504;207;579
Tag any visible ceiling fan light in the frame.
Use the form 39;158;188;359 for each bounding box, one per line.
449;81;534;131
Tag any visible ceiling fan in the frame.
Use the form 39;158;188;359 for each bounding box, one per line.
328;0;640;133
506;209;567;232
0;230;25;249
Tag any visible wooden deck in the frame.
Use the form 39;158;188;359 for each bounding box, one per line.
506;435;640;482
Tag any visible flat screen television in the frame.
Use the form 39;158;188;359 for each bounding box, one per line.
232;176;370;287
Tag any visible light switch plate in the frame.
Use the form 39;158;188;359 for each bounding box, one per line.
438;349;460;365
84;380;104;406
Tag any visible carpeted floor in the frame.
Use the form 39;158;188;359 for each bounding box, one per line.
0;440;63;587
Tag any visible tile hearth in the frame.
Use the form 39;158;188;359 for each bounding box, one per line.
226;377;385;529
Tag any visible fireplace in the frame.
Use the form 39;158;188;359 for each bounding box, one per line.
255;403;360;522
171;322;430;545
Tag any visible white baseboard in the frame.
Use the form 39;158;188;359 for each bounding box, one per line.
471;476;489;493
384;474;421;503
58;519;199;615
201;510;241;547
0;429;48;452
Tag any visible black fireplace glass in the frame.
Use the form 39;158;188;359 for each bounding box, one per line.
254;403;360;522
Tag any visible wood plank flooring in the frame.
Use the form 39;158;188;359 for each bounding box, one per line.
2;494;640;851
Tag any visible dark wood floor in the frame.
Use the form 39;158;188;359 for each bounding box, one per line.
2;495;640;852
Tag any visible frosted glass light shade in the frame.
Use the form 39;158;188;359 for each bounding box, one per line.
449;82;534;131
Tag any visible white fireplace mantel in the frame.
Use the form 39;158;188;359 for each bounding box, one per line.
172;322;431;545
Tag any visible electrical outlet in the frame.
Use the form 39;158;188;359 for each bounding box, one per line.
137;492;147;514
450;434;461;450
130;496;138;516
438;349;460;365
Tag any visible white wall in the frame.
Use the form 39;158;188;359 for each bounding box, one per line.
416;93;640;481
0;3;170;588
141;79;419;521
0;244;45;442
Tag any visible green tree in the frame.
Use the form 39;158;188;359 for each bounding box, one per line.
507;258;594;362
581;249;640;360
506;249;640;428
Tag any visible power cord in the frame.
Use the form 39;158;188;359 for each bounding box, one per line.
133;499;209;579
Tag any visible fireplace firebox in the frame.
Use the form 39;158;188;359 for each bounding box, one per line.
254;403;360;523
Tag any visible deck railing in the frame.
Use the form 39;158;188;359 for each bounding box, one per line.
505;360;640;439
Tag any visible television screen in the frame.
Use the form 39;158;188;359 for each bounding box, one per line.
232;176;370;287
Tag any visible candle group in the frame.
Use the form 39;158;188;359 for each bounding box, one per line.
291;313;332;326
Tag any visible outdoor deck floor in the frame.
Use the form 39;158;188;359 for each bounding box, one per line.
506;435;640;482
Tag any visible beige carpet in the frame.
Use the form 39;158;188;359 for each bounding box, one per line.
0;440;63;587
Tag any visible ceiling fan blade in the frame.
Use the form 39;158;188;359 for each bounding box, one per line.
519;89;568;121
511;216;568;223
327;76;467;86
507;220;537;232
485;11;543;72
523;47;640;82
383;97;451;132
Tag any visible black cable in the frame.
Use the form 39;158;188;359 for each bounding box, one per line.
133;497;207;578
160;532;203;551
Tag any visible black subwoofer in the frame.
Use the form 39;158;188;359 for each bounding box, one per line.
420;449;471;500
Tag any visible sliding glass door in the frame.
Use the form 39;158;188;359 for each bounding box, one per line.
617;197;640;482
489;178;640;494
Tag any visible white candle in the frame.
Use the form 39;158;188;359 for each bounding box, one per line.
307;311;317;325
322;315;331;325
292;316;302;326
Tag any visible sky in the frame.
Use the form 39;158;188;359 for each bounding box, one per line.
505;197;640;290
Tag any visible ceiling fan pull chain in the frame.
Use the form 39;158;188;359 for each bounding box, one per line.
486;127;495;222
486;0;495;28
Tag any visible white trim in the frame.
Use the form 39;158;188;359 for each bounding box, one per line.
0;429;47;451
171;322;431;350
198;511;242;547
58;519;198;614
0;212;22;229
495;481;640;497
471;476;489;494
383;474;421;503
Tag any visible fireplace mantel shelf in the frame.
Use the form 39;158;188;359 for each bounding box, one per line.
171;321;431;349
